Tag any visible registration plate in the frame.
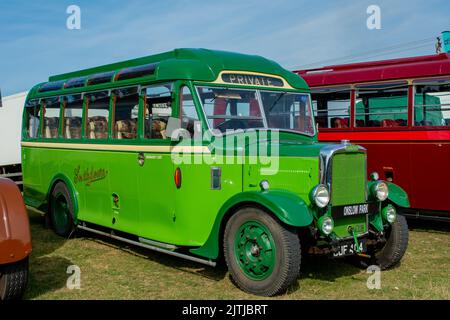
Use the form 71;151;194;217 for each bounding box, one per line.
332;239;367;258
331;202;378;218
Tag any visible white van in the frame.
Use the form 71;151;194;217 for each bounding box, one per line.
0;91;27;186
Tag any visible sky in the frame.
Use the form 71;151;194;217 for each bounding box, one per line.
0;0;449;96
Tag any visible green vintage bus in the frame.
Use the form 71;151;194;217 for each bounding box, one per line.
22;48;410;296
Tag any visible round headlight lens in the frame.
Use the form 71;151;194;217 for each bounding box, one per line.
373;181;389;201
321;216;334;235
313;185;330;208
383;205;397;224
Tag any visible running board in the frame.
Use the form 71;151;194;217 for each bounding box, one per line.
77;224;216;267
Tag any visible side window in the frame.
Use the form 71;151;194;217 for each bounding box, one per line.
355;82;408;127
25;100;41;139
144;84;172;139
414;80;450;126
180;86;200;136
86;91;110;139
311;87;351;129
62;94;83;139
42;97;61;138
113;87;139;139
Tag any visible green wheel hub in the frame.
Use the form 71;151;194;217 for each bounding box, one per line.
234;220;276;280
53;192;70;232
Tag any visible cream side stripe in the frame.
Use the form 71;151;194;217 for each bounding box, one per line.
21;142;210;153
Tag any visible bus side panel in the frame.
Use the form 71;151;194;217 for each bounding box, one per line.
410;142;450;212
173;156;243;246
361;141;413;204
319;131;450;213
137;153;176;243
36;148;112;227
107;150;141;234
66;149;111;228
22;146;44;208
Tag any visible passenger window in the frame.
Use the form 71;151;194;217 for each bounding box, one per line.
180;86;200;136
42;97;61;138
414;80;450;127
144;84;173;139
25;100;41;139
355;83;408;127
311;87;351;129
62;94;83;139
86;91;110;139
113;87;139;139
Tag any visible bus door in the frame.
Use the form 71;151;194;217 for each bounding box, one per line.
136;84;177;243
106;88;141;233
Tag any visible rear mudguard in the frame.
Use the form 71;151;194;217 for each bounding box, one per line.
0;178;32;264
190;189;313;260
46;174;79;223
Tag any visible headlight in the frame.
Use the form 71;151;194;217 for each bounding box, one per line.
382;205;397;224
319;216;334;235
372;181;389;201
311;184;330;208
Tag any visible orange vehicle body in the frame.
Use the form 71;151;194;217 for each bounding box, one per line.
0;178;31;265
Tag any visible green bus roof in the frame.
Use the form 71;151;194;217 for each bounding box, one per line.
28;48;309;99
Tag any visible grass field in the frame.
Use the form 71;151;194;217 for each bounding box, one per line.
24;209;450;300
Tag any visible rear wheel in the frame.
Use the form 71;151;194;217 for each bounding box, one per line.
49;182;75;237
350;214;409;270
0;258;29;300
223;207;301;296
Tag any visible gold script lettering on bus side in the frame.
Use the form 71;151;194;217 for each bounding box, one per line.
74;165;109;186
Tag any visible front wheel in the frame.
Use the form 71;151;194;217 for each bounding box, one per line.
350;214;409;270
0;258;29;300
223;207;301;296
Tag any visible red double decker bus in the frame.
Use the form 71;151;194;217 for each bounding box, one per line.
296;53;450;221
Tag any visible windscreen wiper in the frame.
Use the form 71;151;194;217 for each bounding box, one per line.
268;92;287;112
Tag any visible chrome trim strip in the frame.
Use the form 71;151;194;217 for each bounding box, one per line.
77;224;216;267
138;237;178;251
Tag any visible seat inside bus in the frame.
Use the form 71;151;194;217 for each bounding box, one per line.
87;116;108;139
65;117;82;139
44;117;60;138
331;117;349;128
145;96;170;139
115;119;137;139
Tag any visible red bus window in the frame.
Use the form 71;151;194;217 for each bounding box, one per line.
414;79;450;127
355;82;408;128
311;87;351;129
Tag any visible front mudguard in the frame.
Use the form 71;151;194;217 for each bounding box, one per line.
190;189;313;260
385;181;410;208
369;181;410;232
0;178;32;265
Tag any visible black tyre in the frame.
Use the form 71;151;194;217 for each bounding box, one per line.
0;258;29;300
223;207;301;296
349;214;409;270
49;182;75;237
